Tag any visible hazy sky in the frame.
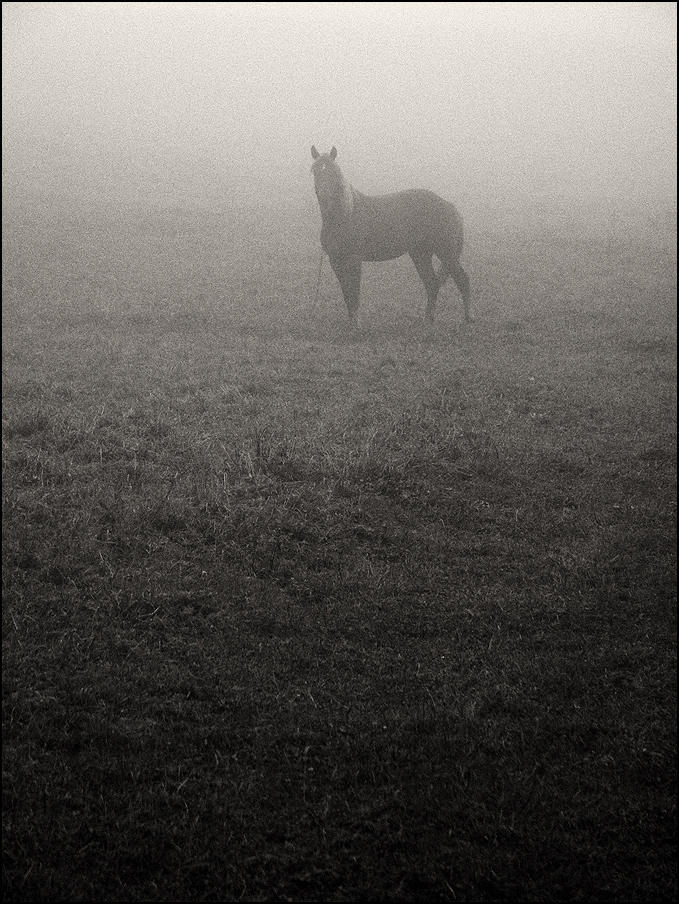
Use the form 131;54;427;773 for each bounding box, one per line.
2;2;677;207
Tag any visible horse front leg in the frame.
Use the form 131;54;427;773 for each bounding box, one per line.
330;254;362;324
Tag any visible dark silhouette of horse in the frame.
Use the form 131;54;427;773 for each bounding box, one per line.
311;146;471;324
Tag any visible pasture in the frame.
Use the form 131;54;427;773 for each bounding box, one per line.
2;188;677;902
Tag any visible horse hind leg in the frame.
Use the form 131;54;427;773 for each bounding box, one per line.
450;263;472;322
410;250;440;323
438;251;472;322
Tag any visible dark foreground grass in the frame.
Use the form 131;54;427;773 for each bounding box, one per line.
2;195;677;902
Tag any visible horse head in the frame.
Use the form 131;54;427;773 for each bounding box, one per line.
311;146;352;220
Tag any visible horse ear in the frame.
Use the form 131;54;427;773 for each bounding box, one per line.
311;146;319;159
330;147;337;160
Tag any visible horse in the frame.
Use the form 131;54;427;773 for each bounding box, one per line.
310;146;471;325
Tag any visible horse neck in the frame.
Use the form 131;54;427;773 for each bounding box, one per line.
321;173;354;225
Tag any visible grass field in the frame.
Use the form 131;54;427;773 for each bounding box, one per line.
2;190;677;902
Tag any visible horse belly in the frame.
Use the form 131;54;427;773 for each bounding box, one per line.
362;240;408;262
357;217;410;262
356;192;440;262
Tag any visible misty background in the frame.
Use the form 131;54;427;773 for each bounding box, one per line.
2;1;677;223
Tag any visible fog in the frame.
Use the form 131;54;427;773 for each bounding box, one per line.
2;1;677;217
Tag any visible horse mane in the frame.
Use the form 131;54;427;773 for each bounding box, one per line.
312;147;354;221
339;175;354;221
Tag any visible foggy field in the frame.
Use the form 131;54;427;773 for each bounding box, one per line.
2;192;677;902
2;3;677;899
